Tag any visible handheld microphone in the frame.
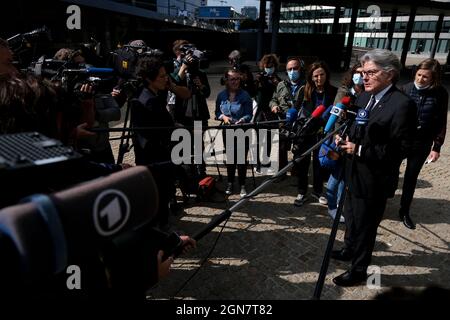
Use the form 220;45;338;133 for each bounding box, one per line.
355;108;370;142
355;108;369;126
324;96;351;134
294;104;327;136
285;107;298;126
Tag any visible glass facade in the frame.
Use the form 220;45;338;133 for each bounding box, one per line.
279;2;450;54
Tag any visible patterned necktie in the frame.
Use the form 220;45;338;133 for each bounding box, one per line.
365;95;376;112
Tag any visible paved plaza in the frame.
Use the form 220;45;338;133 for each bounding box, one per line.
110;69;450;300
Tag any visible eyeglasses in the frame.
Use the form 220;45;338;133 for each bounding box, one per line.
362;69;381;78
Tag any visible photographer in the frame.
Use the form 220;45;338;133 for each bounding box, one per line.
170;41;210;127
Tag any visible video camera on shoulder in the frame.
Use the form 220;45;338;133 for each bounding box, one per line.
7;26;52;69
27;55;114;97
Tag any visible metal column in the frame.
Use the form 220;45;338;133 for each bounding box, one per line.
385;7;398;51
270;0;281;54
430;13;444;59
257;0;267;61
400;5;417;68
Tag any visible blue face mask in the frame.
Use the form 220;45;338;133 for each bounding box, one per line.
288;70;300;82
352;73;363;85
264;67;275;75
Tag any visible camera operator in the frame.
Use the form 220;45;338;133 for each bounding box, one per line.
227;50;257;98
269;56;306;179
331;49;417;287
52;48;120;163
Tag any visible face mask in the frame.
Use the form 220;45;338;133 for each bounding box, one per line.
264;67;275;75
352;73;363;85
414;81;431;90
288;70;300;82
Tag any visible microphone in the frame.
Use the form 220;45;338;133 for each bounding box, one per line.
324;96;351;134
285;107;298;127
355;108;369;126
63;67;114;74
293;104;327;137
355;108;370;142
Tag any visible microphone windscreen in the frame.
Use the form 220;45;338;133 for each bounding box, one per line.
311;105;327;118
286;107;298;124
341;96;351;106
86;67;114;74
52;166;159;244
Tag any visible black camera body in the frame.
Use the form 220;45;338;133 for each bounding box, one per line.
179;44;209;72
111;44;164;80
27;56;114;97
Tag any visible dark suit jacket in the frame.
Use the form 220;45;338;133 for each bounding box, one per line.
345;85;417;198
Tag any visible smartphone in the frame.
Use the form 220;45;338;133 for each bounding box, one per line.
161;232;183;261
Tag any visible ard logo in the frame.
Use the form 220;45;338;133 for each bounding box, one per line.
93;190;130;236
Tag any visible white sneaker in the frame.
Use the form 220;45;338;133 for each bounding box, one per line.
240;186;247;198
294;194;307;207
328;208;345;223
225;183;233;195
312;192;328;205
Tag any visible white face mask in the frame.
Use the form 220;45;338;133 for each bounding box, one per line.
414;81;431;90
264;67;275;75
352;73;363;86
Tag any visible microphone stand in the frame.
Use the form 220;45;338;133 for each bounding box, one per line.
191;121;349;241
313;115;365;300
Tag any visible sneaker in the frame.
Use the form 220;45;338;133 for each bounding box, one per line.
294;194;307;207
254;166;262;174
312;192;328;205
328;208;345;223
225;182;233;195
240;185;247;198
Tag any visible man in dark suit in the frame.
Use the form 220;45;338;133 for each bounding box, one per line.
331;49;417;286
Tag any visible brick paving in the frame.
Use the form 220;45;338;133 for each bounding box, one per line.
110;71;450;300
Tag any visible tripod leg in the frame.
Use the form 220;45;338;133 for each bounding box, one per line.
207;124;223;181
117;100;132;164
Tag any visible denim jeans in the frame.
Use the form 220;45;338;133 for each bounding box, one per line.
326;170;345;210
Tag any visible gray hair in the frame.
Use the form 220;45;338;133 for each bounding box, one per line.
360;49;401;83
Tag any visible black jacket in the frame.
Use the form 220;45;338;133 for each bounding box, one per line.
401;82;448;152
345;86;417;198
131;87;174;165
